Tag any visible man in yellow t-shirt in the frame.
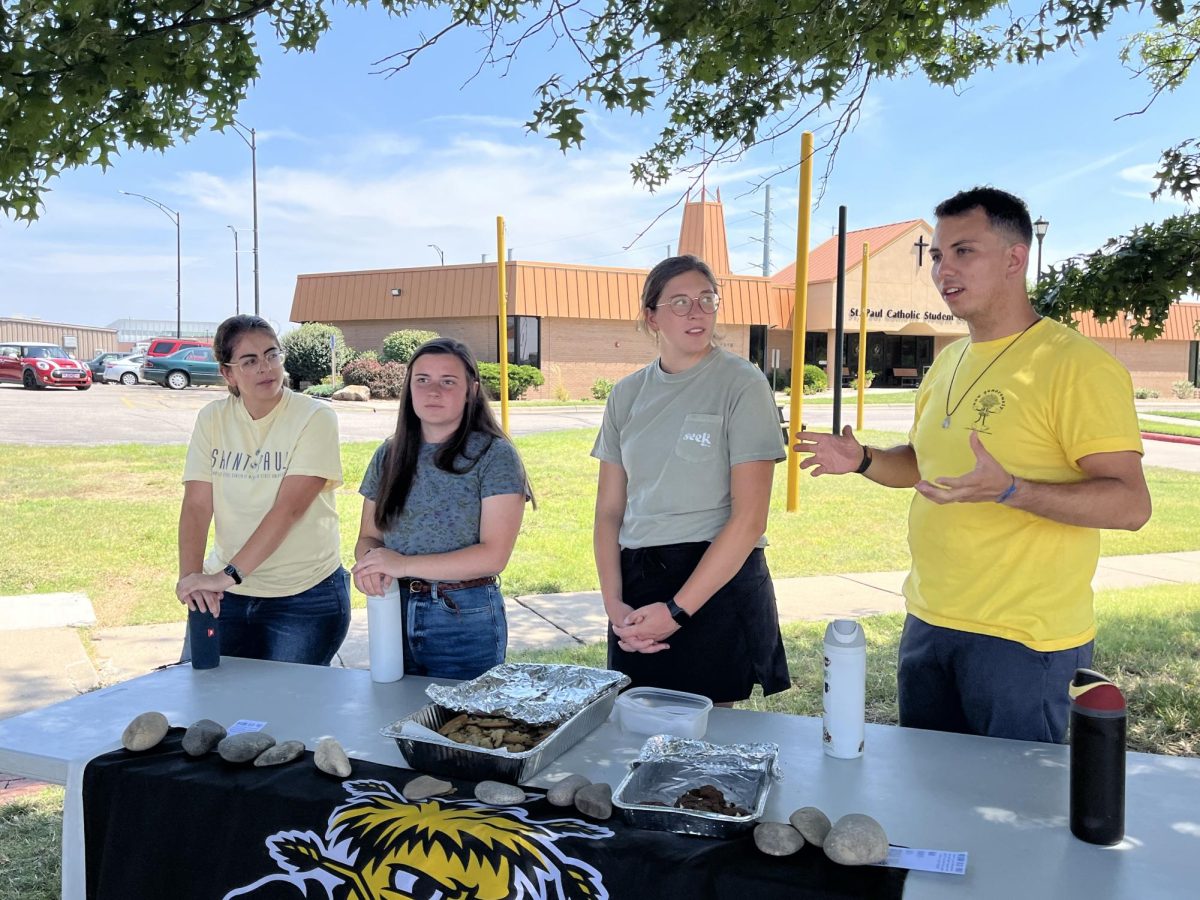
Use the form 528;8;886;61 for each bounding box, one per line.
797;187;1150;743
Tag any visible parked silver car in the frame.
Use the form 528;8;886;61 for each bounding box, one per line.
102;354;146;385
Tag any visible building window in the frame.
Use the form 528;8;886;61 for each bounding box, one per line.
506;316;540;368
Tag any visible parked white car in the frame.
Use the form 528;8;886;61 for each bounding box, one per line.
102;354;146;385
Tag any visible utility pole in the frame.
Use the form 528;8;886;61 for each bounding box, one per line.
761;185;772;277
230;120;260;315
227;226;240;315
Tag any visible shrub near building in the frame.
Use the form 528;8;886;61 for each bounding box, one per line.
280;323;353;388
341;357;406;399
381;329;440;364
478;362;544;400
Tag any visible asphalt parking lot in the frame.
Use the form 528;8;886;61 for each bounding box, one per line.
2;382;1196;471
0;381;606;445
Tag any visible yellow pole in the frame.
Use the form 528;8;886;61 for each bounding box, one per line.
786;132;815;512
857;242;869;432
496;216;510;434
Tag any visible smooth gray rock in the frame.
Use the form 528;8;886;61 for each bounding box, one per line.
574;782;613;820
122;712;169;752
403;775;454;801
754;822;805;856
474;780;526;806
789;806;833;847
218;732;276;764
182;719;227;757
314;737;352;777
824;813;889;865
547;774;591;807
254;740;306;767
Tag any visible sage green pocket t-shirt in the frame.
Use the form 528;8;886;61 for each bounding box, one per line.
592;349;784;548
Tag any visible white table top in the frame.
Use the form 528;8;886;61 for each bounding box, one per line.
1;658;1197;899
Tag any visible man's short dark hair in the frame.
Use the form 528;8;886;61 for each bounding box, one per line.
934;187;1033;245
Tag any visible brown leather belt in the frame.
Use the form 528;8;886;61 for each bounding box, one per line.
400;576;497;594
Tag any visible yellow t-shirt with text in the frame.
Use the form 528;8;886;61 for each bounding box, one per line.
905;318;1143;651
183;390;342;597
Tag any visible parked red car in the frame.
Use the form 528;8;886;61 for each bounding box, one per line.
145;337;211;359
0;341;92;390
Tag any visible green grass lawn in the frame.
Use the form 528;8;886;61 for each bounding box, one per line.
1;427;1198;626
778;391;919;406
1145;410;1200;422
1139;418;1200;438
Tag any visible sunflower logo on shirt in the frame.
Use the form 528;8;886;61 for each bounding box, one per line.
970;390;1006;433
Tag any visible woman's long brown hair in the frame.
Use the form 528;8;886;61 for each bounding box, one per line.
373;338;527;527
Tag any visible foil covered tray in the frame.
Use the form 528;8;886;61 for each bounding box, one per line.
612;737;778;839
382;664;628;783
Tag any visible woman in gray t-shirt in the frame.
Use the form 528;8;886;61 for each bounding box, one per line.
352;338;529;680
592;256;790;704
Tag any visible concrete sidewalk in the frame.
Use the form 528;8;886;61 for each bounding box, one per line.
2;550;1199;726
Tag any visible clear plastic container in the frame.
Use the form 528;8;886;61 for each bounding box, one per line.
615;687;713;739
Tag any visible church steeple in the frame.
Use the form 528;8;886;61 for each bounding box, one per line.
676;187;731;274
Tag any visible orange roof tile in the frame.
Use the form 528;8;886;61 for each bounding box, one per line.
1074;302;1200;342
291;260;784;326
771;219;928;286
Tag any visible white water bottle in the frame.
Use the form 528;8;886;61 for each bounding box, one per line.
366;582;405;683
822;619;866;759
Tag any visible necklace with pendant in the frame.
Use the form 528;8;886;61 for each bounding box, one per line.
942;317;1042;429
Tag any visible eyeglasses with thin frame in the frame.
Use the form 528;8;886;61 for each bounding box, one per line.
654;291;720;316
229;348;286;372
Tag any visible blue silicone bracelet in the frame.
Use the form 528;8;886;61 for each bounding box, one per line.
997;476;1018;504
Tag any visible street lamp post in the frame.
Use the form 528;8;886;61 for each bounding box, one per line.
230;120;260;315
1033;216;1049;283
428;243;445;266
227;225;241;315
121;190;181;337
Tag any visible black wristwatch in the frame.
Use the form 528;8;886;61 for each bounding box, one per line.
665;598;691;625
222;563;243;585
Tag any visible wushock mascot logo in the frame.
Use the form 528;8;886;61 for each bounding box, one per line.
225;779;612;900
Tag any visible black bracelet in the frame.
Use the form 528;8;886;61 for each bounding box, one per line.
854;445;873;475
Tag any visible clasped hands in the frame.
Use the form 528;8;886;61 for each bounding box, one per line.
175;572;230;616
609;601;679;654
351;546;409;596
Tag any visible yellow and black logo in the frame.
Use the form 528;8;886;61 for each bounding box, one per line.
226;778;613;899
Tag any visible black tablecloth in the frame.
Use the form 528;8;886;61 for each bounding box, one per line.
83;730;906;899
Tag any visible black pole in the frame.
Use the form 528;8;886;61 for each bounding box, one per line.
832;206;848;432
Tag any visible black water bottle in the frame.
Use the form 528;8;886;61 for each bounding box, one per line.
1069;668;1126;845
188;608;221;670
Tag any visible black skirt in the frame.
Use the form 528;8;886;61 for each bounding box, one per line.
609;542;791;703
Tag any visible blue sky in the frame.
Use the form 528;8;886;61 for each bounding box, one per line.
1;3;1196;335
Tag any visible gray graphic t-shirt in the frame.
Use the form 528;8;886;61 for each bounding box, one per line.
359;432;526;555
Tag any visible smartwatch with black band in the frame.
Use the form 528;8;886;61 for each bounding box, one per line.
665;598;691;625
223;563;243;585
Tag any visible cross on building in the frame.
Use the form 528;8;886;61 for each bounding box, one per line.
914;234;929;266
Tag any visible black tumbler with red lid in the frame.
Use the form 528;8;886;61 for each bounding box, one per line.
1069;668;1125;845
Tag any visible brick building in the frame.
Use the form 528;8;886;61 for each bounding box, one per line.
289;197;1200;399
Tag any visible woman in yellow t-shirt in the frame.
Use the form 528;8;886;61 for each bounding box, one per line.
175;315;349;665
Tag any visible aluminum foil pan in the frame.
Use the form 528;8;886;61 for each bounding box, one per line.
426;663;629;725
612;737;778;838
382;683;622;783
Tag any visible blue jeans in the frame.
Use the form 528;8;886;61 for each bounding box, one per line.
212;567;351;666
401;581;507;680
897;614;1093;743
